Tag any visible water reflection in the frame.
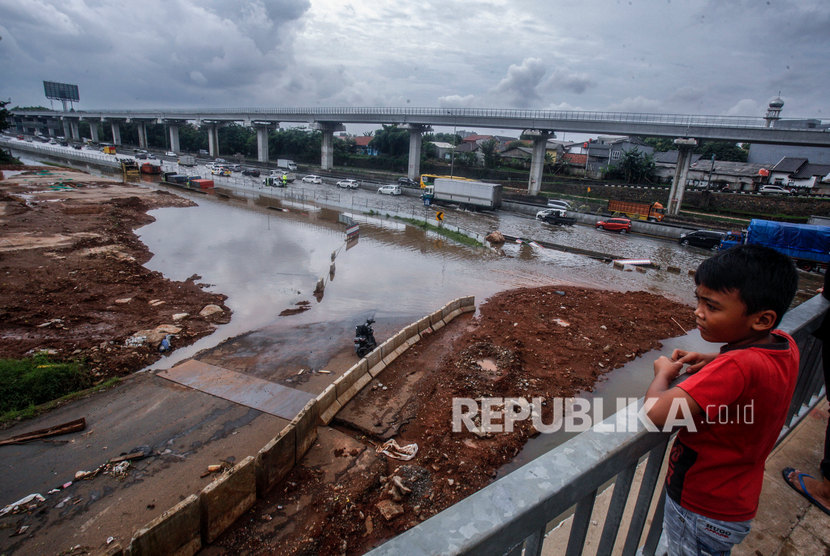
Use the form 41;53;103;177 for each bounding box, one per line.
134;190;724;370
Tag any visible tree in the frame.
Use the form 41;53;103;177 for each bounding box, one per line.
479;138;500;168
607;147;655;183
642;137;675;152
0;100;11;134
696;140;747;162
0;100;21;164
369;125;409;157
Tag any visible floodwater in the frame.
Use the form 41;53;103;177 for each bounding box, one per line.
136;187;715;371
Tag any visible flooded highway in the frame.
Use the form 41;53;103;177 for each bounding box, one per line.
136;173;715;374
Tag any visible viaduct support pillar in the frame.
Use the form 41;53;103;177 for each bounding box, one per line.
405;124;432;181
253;123;276;163
525;129;552;195
89;123;100;144
668;138;697;216
62;119;71;140
70;120;80;141
314;121;345;170
137;122;148;149
111;121;122;146
168;124;180;153
206;124;220;158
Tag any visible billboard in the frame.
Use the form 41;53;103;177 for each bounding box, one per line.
43;81;80;102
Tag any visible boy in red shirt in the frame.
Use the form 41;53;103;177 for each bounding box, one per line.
646;244;799;554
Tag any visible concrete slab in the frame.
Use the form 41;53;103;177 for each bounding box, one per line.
128;494;201;556
160;359;315;420
200;456;256;544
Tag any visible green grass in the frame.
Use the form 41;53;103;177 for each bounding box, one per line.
395;217;483;247
0;354;95;422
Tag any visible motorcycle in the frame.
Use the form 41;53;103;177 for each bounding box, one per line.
354;318;377;357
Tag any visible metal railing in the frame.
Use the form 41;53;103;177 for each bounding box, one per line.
1;138;122;168
367;294;828;556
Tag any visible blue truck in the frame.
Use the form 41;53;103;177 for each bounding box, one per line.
719;219;830;271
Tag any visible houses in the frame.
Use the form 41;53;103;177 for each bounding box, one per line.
769;157;830;194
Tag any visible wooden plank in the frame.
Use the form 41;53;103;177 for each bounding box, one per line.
0;417;86;446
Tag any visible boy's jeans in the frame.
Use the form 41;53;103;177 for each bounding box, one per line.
662;495;751;555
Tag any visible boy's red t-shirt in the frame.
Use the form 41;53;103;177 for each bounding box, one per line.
665;331;799;521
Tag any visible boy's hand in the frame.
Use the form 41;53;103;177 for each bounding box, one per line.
654;355;683;380
670;349;717;374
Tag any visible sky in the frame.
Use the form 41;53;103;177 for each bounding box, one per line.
1;0;828;133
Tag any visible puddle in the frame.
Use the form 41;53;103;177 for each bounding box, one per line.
476;358;499;373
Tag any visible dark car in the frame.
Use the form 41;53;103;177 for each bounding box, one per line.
398;177;418;188
242;167;261;177
595;217;632;233
679;230;725;250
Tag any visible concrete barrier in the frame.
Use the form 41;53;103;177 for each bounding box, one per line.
290;400;318;460
255;426;296;495
316;383;337;413
128;494;201;556
200;456;256;544
365;346;382;370
124;297;481;555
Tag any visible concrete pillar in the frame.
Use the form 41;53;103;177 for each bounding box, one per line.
526;130;552;195
668;138;697;216
207;124;219;158
137;122;148;149
405;125;431;181
321;129;334;170
62;119;71;139
256;127;269;162
314;121;345;170
111;121;122;145
89;123;100;144
169;124;180;153
69;120;80;140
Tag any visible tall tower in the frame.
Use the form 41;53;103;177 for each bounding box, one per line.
764;96;784;127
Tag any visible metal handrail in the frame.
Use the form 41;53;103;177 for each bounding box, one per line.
367;293;828;556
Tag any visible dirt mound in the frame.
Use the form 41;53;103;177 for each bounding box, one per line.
0;171;231;398
214;285;695;554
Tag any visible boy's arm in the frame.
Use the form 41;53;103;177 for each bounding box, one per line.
646;356;703;427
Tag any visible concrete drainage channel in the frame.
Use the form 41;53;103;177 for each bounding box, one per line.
124;297;475;555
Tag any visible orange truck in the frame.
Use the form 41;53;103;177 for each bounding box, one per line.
607;200;665;222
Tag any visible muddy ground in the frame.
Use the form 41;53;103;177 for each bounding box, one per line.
210;285;696;555
0;167;230;400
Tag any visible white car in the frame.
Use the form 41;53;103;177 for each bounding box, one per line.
302;175;322;184
546;199;572;210
165;151;177;157
336;179;360;189
377;184;402;195
758;185;792;195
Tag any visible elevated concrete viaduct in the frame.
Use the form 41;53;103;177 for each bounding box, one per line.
11;107;830;213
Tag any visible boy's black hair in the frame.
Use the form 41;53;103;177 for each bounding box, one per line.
695;244;798;327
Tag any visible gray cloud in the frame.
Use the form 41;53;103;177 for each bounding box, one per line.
0;0;827;122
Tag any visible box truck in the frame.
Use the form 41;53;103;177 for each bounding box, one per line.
421;178;502;210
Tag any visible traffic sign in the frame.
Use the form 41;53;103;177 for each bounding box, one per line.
436;211;444;222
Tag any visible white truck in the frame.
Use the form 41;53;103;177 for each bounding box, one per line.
422;178;503;210
277;158;297;171
178;155;197;167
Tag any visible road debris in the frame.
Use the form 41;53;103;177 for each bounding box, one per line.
0;493;45;517
0;418;86;446
376;439;418;461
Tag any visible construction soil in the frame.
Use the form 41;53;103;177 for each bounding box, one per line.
1;165;698;554
210;286;696;555
0;167;230;398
